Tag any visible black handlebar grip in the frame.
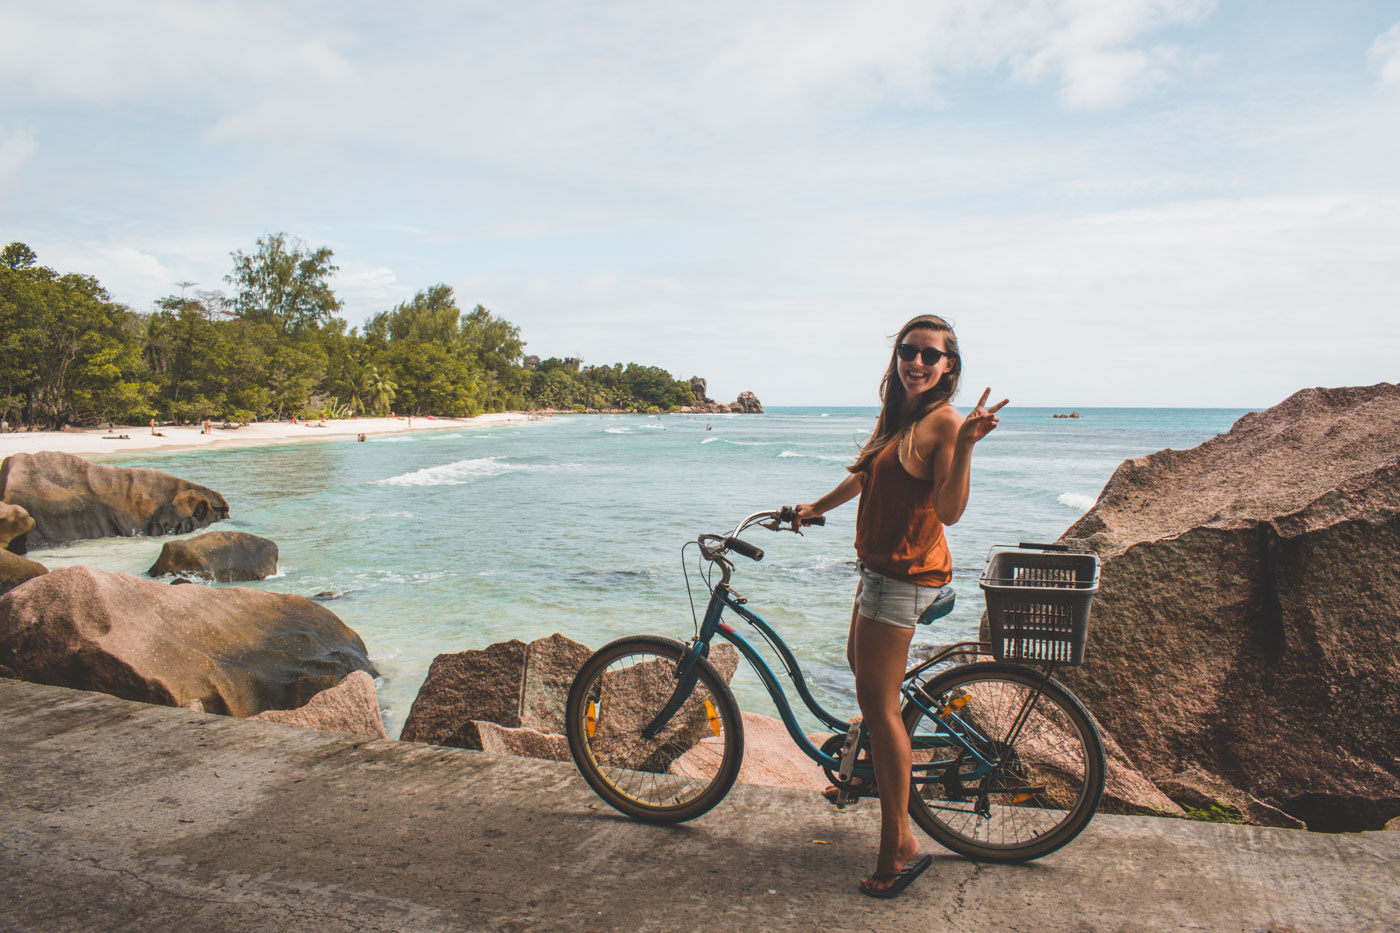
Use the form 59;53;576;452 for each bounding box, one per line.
803;516;826;526
1019;541;1069;551
724;536;764;561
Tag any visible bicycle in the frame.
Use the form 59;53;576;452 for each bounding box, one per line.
564;507;1106;862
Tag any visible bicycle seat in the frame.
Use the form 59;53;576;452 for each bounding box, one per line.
916;586;956;625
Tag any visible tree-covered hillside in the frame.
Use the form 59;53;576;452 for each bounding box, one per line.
0;235;698;428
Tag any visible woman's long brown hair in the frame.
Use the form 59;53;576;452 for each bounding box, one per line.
849;315;961;474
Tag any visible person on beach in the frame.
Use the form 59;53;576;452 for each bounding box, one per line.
793;314;1005;898
149;418;165;438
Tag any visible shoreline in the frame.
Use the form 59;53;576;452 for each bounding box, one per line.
0;413;540;461
0;407;755;462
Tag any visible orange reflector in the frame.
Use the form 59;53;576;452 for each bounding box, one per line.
586;701;598;738
938;693;971;719
1013;793;1034;804
704;699;721;736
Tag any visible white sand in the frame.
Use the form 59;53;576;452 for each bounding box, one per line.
0;413;538;461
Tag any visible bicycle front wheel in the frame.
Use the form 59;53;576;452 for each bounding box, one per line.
565;635;744;824
904;662;1105;862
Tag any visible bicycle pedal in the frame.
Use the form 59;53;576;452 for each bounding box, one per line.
836;717;863;784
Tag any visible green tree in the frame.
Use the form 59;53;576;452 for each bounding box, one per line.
364;284;461;344
1;243;153;427
378;342;479;416
0;244;41;424
266;341;328;419
226;233;342;336
364;367;397;415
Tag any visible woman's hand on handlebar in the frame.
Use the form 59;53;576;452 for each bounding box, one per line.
791;503;822;530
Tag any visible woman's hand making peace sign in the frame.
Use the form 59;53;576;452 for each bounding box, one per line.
956;388;1008;447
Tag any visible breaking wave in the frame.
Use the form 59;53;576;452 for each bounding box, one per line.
1057;492;1096;511
372;457;533;487
778;450;848;462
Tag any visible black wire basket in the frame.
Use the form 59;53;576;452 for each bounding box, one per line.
979;544;1100;666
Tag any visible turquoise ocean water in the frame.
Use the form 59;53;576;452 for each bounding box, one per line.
32;406;1247;737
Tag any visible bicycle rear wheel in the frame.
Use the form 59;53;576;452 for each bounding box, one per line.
565;635;744;824
904;662;1105;862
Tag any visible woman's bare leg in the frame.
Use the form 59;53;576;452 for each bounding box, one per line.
851;613;920;889
822;588;865;801
846;579;862;671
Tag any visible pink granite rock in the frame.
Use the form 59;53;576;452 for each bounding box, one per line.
252;671;386;738
583;644;739;772
0;502;34;550
0;566;376;717
0;450;228;549
402;634;740;773
456;720;571;761
0;550;46;597
672;711;828;791
1045;383;1400;831
148;530;278;582
1156;767;1304;829
401;633;595;745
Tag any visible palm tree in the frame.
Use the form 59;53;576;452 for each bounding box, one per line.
366;368;397;415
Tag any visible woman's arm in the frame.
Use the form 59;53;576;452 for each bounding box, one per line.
793;471;864;527
914;388;1007;526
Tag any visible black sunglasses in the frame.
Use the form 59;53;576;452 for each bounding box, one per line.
896;343;956;366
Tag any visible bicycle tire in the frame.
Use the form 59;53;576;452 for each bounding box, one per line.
903;661;1105;862
565;635;744;824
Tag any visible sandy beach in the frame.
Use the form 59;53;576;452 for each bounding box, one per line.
0;413;537;461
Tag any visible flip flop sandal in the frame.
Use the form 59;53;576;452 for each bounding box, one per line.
821;777;878;804
859;854;933;899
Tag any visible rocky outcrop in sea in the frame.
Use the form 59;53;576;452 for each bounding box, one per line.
0;550;46;597
0;450;229;550
684;377;764;414
148;530;279;582
0;566;378;718
1049;383;1400;831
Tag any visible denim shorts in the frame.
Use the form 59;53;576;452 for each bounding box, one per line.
857;562;942;629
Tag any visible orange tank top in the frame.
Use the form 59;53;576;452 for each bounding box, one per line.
854;433;952;586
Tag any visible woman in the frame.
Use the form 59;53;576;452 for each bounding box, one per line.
795;314;1005;898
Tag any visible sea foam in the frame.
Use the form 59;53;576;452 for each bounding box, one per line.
1057;492;1096;511
779;450;848;462
372;457;528;487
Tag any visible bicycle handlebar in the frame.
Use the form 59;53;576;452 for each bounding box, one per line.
699;506;824;569
724;536;764;561
775;505;825;527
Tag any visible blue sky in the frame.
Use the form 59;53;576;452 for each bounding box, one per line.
2;1;1397;407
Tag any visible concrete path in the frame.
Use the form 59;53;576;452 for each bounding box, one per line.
1;679;1396;932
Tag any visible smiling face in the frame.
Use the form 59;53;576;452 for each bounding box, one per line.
895;326;955;402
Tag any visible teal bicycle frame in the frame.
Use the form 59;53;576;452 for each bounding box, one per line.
646;553;1021;792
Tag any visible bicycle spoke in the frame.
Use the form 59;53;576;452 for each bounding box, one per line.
567;637;743;822
904;663;1104;861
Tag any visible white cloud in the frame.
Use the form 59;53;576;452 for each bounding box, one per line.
23;232;247;310
0;127;38;189
0;1;355;104
1368;22;1400;88
2;1;1213;161
7;3;1398;408
335;262;412;318
1007;0;1214;107
468;190;1400;407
